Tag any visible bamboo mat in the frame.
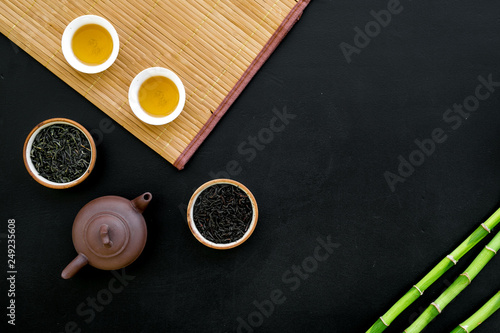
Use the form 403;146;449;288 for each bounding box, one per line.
0;0;310;169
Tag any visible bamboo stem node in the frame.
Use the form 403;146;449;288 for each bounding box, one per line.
460;272;471;284
431;302;442;314
413;285;424;295
446;255;458;265
379;317;389;327
485;246;497;254
481;223;491;233
459;324;470;333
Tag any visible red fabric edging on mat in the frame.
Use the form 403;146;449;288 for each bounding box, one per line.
173;0;311;170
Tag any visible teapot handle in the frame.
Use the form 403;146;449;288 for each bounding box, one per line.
61;253;88;279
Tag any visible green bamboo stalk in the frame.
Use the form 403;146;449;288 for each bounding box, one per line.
366;207;500;333
450;291;500;333
404;231;500;332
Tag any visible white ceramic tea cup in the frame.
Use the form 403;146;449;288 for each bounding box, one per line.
128;67;186;125
61;15;120;74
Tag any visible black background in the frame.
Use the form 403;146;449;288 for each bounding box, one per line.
2;0;500;332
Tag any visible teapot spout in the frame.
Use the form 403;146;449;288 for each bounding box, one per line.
131;192;152;214
62;253;88;279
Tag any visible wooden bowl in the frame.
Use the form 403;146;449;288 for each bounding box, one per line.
23;118;97;189
187;179;258;250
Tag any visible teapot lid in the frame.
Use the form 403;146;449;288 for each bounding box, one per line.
84;212;130;258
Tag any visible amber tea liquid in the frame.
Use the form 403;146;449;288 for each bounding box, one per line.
138;76;180;117
72;24;113;65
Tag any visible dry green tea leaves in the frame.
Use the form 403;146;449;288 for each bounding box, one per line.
30;124;91;183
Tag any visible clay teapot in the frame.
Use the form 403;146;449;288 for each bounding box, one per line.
61;192;152;279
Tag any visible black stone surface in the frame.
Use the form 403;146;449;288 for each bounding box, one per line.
1;1;500;332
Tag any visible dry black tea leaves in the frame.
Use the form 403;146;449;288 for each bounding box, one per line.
30;124;91;183
193;184;253;244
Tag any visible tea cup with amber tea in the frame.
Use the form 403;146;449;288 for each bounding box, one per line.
128;67;186;125
62;15;120;74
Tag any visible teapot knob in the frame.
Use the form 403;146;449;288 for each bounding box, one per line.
100;224;113;248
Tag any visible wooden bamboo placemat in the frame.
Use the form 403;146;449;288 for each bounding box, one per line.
1;0;310;169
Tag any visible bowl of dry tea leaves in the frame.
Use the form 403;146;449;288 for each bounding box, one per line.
187;179;258;249
23;118;96;189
